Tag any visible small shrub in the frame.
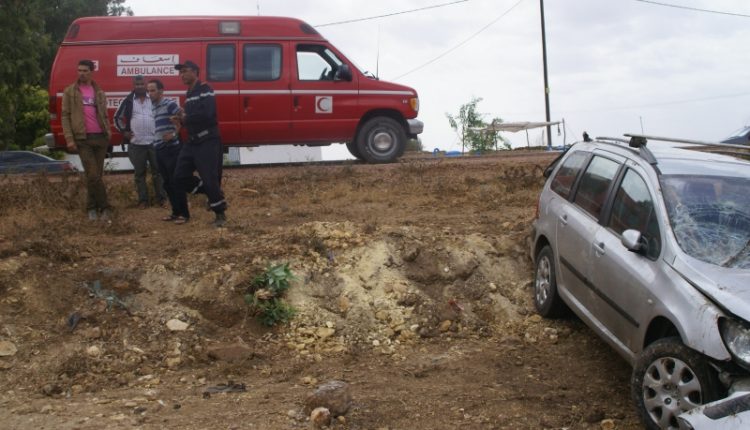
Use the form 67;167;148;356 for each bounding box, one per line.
244;263;297;326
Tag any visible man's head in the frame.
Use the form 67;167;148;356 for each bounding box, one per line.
146;79;164;103
77;60;95;84
133;75;146;97
175;60;199;86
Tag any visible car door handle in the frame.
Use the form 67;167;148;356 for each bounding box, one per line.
243;96;250;110
558;214;568;226
594;242;606;255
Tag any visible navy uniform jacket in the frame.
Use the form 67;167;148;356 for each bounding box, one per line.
183;80;218;139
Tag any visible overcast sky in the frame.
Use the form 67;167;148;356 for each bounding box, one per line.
123;0;750;157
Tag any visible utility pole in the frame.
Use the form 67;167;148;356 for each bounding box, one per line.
540;0;552;149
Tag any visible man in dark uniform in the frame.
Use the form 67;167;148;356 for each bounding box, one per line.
173;60;227;227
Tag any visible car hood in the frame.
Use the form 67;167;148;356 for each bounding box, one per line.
671;255;750;320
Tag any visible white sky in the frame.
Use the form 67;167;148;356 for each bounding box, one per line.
123;0;750;157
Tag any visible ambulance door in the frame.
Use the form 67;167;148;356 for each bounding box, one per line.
205;43;240;144
290;43;359;143
239;42;292;143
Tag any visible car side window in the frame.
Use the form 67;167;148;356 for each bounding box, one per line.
243;44;281;81
573;156;620;218
608;169;661;259
296;44;343;81
550;151;589;199
207;44;235;82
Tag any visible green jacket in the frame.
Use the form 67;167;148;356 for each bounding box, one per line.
61;80;111;142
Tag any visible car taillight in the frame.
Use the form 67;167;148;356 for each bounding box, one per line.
49;94;57;120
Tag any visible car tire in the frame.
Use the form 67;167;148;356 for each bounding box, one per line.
356;116;406;163
346;141;363;160
632;337;724;430
533;245;569;318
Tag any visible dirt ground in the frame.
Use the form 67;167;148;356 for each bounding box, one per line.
0;151;642;430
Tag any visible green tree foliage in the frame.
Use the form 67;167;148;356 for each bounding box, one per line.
0;0;131;150
446;97;508;153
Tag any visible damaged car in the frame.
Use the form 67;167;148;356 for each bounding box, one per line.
530;134;750;429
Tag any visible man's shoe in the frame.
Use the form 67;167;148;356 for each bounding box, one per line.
87;210;98;221
212;212;227;228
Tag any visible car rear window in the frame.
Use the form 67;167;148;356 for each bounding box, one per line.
550;151;588;199
573;156;620;218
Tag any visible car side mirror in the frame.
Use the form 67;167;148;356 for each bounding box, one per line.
335;64;352;82
622;229;647;254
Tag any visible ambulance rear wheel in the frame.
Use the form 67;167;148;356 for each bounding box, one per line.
356;117;406;163
346;141;364;160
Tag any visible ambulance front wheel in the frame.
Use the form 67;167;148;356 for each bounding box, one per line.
356;117;406;163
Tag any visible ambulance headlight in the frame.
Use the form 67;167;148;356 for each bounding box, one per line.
409;97;419;113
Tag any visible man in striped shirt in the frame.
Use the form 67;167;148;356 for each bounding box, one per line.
147;79;194;223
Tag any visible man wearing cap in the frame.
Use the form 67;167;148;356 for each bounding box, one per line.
61;59;112;221
173;60;228;227
114;75;167;209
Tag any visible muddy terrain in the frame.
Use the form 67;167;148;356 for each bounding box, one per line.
0;152;641;429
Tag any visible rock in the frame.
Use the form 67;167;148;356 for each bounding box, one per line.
439;320;452;332
41;384;63;397
315;328;336;340
600;419;616;430
304;380;352;416
166;319;189;331
86;345;102;358
165;356;181;368
40;404;54;414
0;341;17;357
206;343;253;362
82;327;102;340
528;314;542;324
310;407;331;428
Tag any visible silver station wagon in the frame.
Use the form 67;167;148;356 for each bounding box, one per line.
530;134;750;430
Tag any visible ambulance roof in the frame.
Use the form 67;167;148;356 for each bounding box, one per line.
64;16;325;44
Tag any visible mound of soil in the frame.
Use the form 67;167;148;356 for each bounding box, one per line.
0;153;639;429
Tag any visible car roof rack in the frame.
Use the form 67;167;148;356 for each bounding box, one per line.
595;135;658;166
624;133;750;150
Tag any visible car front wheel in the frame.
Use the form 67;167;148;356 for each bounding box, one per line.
632;337;723;430
533;245;568;317
356;116;406;163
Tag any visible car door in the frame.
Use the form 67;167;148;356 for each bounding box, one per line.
205;43;240;144
240;42;292;143
289;43;359;143
589;165;661;352
557;154;623;318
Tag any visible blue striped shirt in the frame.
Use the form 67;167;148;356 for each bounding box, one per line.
152;98;180;148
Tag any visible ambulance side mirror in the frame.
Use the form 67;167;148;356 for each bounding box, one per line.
335;64;352;82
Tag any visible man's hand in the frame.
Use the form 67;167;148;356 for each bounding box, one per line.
123;131;133;140
163;132;175;141
66;139;78;153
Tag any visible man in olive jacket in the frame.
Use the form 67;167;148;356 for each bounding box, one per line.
62;59;112;220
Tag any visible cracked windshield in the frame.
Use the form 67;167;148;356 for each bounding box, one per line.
662;169;750;269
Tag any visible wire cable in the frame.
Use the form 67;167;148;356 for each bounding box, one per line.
315;0;469;27
633;0;750;18
392;0;526;80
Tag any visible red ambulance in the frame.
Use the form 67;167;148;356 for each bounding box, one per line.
46;16;423;163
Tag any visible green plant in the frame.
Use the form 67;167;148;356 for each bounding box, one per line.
244;263;297;326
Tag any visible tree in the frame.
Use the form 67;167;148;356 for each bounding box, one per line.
446;97;507;153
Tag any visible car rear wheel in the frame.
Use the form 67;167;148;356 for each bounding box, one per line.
533;245;568;317
356;116;406;163
632;337;723;430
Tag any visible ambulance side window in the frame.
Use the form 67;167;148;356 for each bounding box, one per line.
296;44;341;81
207;44;235;82
243;44;282;81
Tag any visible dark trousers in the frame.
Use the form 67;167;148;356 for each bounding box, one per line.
128;144;166;204
77;134;110;211
155;143;190;218
174;137;226;214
